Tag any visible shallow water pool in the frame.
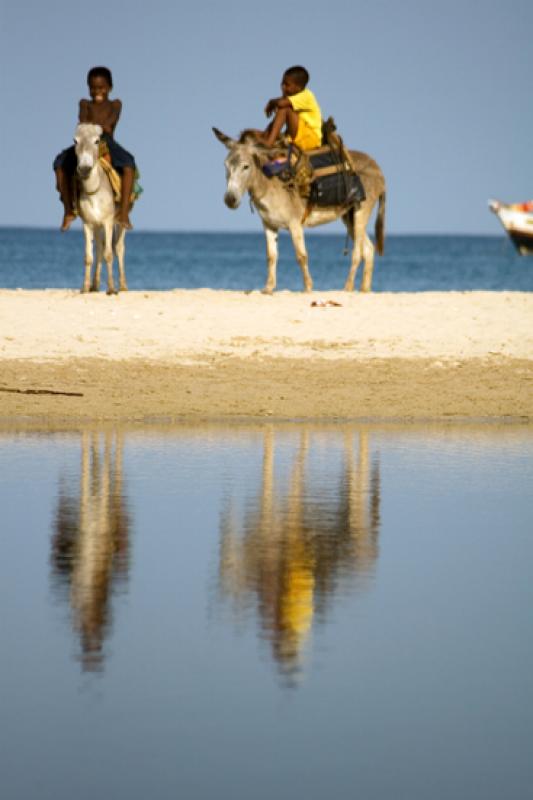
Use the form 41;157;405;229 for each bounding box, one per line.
1;421;532;799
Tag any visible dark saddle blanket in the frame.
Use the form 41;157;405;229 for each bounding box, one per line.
305;147;365;207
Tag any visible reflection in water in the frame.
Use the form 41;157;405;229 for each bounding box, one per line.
51;431;130;671
219;427;380;683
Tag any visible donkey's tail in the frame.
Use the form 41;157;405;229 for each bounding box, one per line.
375;191;386;256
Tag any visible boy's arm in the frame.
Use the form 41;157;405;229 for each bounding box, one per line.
264;96;292;116
79;99;90;122
107;99;122;133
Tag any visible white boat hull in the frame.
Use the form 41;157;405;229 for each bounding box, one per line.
489;200;533;255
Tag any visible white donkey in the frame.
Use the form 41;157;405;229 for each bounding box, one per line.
214;128;386;293
74;123;127;294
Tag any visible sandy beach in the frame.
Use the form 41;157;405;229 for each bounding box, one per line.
0;289;531;421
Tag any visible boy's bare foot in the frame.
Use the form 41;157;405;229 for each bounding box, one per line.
117;215;133;230
60;213;76;231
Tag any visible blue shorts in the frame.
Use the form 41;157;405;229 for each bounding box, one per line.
53;133;136;173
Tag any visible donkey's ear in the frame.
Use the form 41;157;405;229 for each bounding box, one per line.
212;127;235;148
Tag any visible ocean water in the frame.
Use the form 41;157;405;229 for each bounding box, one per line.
1;421;532;800
1;226;532;292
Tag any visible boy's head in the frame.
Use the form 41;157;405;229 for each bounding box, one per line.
87;66;113;104
281;65;309;96
87;66;113;89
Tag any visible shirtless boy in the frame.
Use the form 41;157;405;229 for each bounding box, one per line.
54;66;136;230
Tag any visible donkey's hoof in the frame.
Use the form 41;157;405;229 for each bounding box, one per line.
261;287;274;296
106;288;118;296
343;283;354;292
89;286;100;293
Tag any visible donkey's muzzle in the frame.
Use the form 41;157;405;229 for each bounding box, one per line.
224;192;240;209
77;166;92;180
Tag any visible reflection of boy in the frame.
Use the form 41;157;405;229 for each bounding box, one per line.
53;66;136;231
259;65;322;151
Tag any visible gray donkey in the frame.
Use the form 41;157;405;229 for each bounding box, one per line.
74;123;128;294
213;128;386;293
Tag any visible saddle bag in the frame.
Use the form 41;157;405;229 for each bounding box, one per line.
306;147;366;207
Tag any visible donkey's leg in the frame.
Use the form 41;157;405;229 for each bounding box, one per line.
103;221;117;295
360;233;375;293
343;209;366;292
81;224;94;293
262;225;278;295
92;228;104;291
114;225;128;291
289;223;313;293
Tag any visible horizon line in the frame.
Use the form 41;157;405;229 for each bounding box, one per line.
0;225;504;238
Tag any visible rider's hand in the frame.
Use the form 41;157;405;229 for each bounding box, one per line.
264;98;278;117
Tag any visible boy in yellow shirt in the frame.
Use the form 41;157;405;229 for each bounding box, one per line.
259;65;322;151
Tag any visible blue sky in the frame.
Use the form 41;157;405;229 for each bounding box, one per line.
1;0;532;233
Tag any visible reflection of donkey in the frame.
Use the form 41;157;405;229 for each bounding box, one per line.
219;426;380;682
74;123;128;294
51;431;130;671
213;129;386;293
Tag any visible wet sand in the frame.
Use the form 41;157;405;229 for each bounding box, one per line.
0;290;531;421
